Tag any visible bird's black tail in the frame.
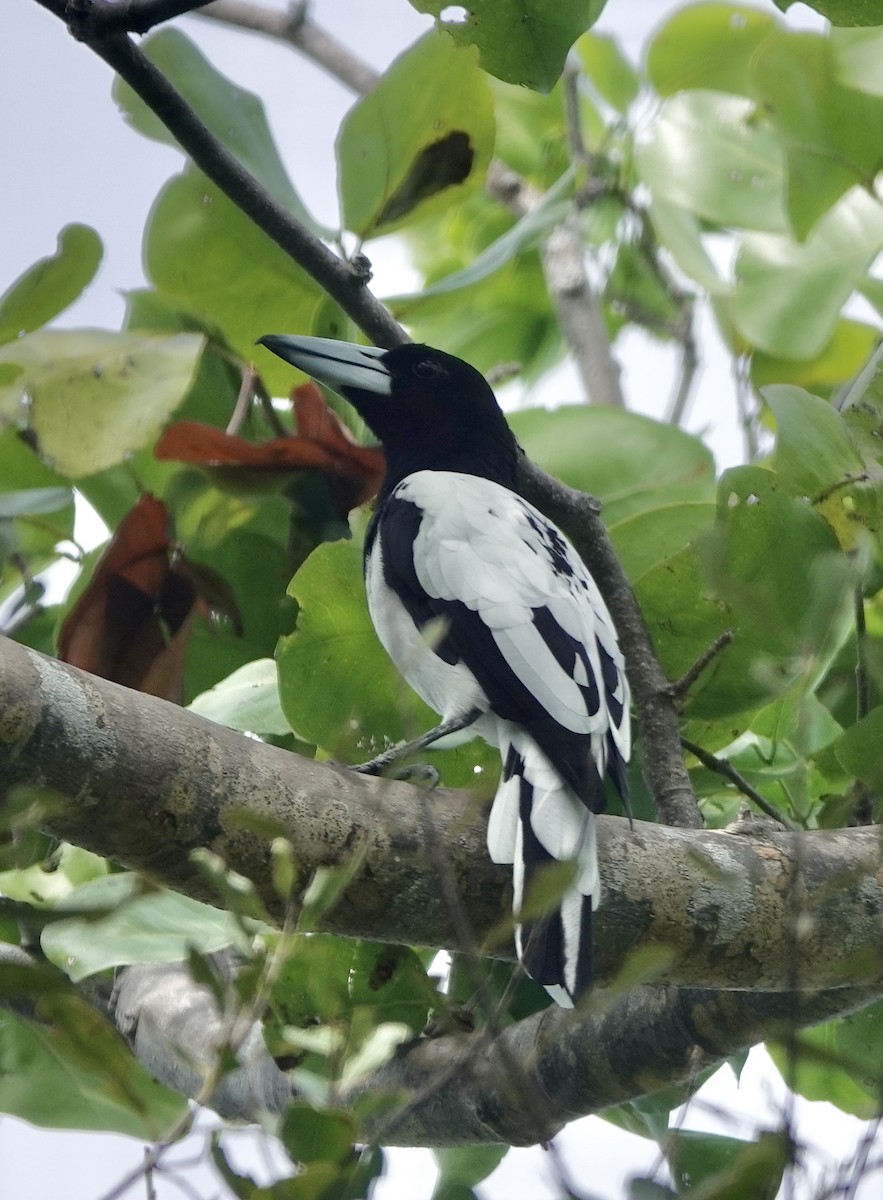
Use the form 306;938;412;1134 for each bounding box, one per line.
487;733;598;1008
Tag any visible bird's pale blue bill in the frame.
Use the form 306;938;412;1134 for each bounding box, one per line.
257;334;392;397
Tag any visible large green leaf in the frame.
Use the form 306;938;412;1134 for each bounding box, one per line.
608;503;716;581
337;33;494;239
145;167;340;398
831;28;883;96
815;707;883;792
189;658;293;738
769;1000;883;1119
0;329;203;477
765;384;866;497
0;1005;185;1136
432;1147;509;1199
750;319;880;393
646;2;779;98
731;188;883;358
648;198;727;296
577;31;640;113
748;31;883;239
0;225;102;346
637;91;788;233
509;405;716;524
40;874;249;981
113;28;324;234
775;0;883;27
667;1129;789;1199
410;1;607;92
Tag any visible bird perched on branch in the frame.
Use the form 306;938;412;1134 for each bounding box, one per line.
258;334;631;1007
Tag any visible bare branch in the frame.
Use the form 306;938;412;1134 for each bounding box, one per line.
96;954;881;1144
486;161;626;409
666;629;734;702
681;737;798;830
3;637;881;993
349;981;883;1146
198;1;381;96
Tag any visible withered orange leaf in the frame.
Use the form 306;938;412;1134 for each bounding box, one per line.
154;383;385;513
58;494;240;704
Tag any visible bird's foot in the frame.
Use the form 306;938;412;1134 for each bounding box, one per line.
351;753;439;788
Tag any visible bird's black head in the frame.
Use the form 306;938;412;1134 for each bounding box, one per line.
258;335;520;494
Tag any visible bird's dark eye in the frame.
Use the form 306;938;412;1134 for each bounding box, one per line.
413;359;444;381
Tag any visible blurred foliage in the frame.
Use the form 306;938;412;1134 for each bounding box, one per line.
3;2;883;1197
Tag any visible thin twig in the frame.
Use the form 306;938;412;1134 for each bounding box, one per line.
198;0;380;96
225;364;256;435
854;587;871;723
681;737;798;830
666;629;734;702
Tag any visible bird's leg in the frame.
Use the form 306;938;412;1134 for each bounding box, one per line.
351;707;483;779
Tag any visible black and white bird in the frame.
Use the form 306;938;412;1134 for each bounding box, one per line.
258;335;631;1007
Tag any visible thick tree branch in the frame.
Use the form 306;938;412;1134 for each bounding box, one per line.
99;954;883;1144
2;638;881;993
345;982;882;1146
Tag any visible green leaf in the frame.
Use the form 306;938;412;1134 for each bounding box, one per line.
189;658;293;737
814;707;883;792
731;188;883;358
750;319;880;392
608;503;717;581
768;1004;882;1119
391;168;575;301
280;1102;357;1166
113;29;325;235
831;28;883;95
410;1;607;92
637;91;787;233
337;33;494;238
0;1005;185;1136
666;1129;789;1199
577;31;640;112
147;168;341;400
748;31;883;239
510;405;716;524
432;1147;508;1198
0;429;74;583
646;3;778;97
0;225;102;346
775;0;883;27
0;844;109;907
0;329;203;478
648;198;726;295
40;875;249;981
765;384;865;497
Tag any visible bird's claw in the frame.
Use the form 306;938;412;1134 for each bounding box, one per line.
350;755;439;788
